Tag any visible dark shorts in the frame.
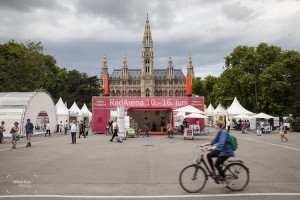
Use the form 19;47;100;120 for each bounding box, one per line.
0;133;3;139
26;132;33;140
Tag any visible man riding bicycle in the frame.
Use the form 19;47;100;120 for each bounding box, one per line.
200;120;234;187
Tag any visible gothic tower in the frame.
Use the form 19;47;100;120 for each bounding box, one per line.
100;55;108;94
141;14;155;97
187;56;195;79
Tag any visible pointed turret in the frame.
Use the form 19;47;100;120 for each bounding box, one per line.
167;55;174;78
141;14;155;97
187;56;194;78
122;55;128;78
100;55;109;95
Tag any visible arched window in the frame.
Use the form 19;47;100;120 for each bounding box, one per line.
137;90;141;96
169;90;173;96
163;90;167;96
145;59;150;73
128;90;132;96
146;88;150;97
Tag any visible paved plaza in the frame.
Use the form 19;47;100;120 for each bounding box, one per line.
0;129;300;200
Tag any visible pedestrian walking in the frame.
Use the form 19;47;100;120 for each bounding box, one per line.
279;122;288;142
246;120;250;133
10;122;19;149
260;120;264;134
78;120;86;138
45;122;50;137
226;119;231;132
0;121;6;144
109;120;118;142
70;120;77;144
256;122;262;136
63;120;69;135
59;121;63;133
241;120;247;134
25;119;34;147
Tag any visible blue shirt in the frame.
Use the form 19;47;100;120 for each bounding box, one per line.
25;122;34;134
211;129;234;157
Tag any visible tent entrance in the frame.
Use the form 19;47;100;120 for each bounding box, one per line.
128;107;173;133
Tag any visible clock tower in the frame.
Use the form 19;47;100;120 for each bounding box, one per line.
141;14;155;97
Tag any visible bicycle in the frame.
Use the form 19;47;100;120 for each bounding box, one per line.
193;127;209;136
179;147;250;193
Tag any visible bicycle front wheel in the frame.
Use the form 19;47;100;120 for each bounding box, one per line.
224;163;250;191
179;165;207;193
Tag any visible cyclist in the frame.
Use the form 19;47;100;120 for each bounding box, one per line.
200;120;234;188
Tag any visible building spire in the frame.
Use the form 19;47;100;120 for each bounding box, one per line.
187;55;194;78
122;55;128;78
167;55;174;78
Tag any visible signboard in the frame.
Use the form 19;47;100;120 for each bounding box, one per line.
93;97;204;110
186;129;193;136
92;97;204;133
274;117;280;127
117;107;126;138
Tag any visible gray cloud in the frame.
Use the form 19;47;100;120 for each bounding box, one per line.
0;0;299;79
221;2;256;21
0;0;58;12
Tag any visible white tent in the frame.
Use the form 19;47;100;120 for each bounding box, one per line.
69;102;82;121
174;105;204;114
213;104;227;116
0;90;57;137
234;114;251;119
81;103;92;125
184;113;208;119
205;103;215;116
55;97;69;124
227;97;254;115
252;112;274;119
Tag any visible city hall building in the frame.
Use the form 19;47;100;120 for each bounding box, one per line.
99;14;195;97
93;15;203;134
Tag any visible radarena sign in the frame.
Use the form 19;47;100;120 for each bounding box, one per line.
92;97;204;133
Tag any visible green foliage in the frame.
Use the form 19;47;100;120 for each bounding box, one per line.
0;40;99;109
194;43;300;117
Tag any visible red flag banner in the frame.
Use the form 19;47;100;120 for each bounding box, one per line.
104;74;109;96
186;74;192;96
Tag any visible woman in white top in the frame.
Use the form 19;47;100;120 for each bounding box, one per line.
70;120;77;144
45;122;50;137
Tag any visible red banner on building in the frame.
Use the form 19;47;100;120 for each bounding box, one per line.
92;97;204;110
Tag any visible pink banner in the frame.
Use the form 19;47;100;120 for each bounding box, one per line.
93;97;204;110
92;97;204;133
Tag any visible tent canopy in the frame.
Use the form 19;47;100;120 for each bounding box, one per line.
252;112;274;119
81;103;92;116
213;104;227;115
227;97;254;115
205;103;215;116
184;113;208;119
55;97;69;115
0;91;57;135
234;114;251;119
174;105;204;114
69;102;82;116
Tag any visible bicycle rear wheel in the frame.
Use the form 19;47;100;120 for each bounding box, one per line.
224;163;250;191
179;165;207;193
203;129;209;135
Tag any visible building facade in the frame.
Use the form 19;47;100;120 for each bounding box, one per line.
99;15;195;97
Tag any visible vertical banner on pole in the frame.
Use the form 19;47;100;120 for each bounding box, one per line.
117;106;126;139
186;74;192;96
104;74;109;96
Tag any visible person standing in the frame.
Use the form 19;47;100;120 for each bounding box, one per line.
25;119;34;147
45;122;50;137
256;122;262;136
110;120;118;142
0;121;6;144
226;119;231;132
241;120;247;134
10;122;19;149
246;120;250;133
260;120;264;134
166;121;173;138
279;122;288;142
70;120;77;144
63;120;69;135
59;121;63;133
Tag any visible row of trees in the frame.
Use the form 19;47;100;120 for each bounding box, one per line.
0;40;100;109
193;43;300;117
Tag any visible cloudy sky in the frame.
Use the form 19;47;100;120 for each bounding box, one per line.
0;0;299;78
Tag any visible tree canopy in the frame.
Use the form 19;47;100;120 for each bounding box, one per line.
0;40;100;109
193;43;300;117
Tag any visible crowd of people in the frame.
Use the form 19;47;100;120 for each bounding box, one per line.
0;119;89;148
